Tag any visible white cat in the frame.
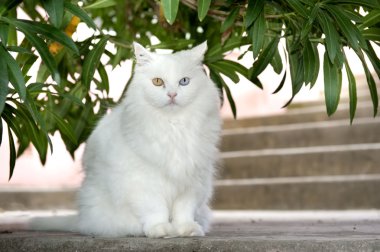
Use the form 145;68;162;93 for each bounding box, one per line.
31;42;222;238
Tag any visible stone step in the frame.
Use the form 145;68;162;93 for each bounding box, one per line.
213;174;380;209
2;174;380;210
1;213;380;251
287;84;373;109
223;101;377;129
221;117;380;152
221;143;380;179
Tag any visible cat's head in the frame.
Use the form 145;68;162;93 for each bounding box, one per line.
130;42;210;112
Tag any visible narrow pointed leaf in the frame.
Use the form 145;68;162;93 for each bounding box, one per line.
0;54;8;115
360;10;380;28
287;0;309;18
344;58;357;124
245;0;264;27
356;51;378;117
64;2;97;30
82;36;109;90
317;11;340;63
326;6;367;51
21;28;60;83
273;72;287;94
1;17;79;54
251;10;265;57
362;28;380;42
363;41;380;80
84;0;117;9
270;47;283;74
210;70;236;119
0;22;8;45
198;0;211;21
250;37;280;79
46;109;77;144
0;45;26;100
161;0;179;25
303;40;316;85
220;7;239;33
209;62;240;83
42;0;64;28
97;63;109;93
323;52;342;116
7;126;16;180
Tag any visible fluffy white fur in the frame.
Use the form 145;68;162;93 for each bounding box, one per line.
31;42;221;238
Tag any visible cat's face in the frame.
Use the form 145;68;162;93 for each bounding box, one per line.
132;42;208;111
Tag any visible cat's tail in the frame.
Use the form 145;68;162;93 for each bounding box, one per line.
28;214;78;232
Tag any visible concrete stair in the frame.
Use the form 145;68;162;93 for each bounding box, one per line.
215;91;380;210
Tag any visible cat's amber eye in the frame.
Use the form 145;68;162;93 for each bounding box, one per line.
152;77;164;86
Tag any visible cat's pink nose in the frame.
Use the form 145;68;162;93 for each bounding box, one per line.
167;92;177;99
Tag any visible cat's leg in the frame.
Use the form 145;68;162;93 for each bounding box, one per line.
195;203;211;233
129;192;175;238
171;192;206;237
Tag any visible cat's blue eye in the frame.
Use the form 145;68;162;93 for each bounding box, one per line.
179;77;190;86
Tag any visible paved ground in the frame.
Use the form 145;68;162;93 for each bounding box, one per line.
0;210;379;251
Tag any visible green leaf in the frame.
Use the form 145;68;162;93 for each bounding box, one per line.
1;18;79;54
323;51;342;116
344;57;356;124
333;0;380;9
309;41;320;87
198;0;211;21
0;22;8;46
161;0;179;25
303;40;318;85
64;2;97;30
317;11;340;63
300;4;318;40
356;50;378;117
360;10;380;28
273;72;287;94
287;0;309;18
18;27;60;83
209;62;240;83
0;45;26;100
326;6;367;51
97;63;109;93
249;37;280;79
84;0;117;9
0;0;22;16
6;45;33;54
0;54;8;115
210;70;236;119
46;109;77;145
270;47;283;74
251;10;265;57
81;36;109;90
221;7;239;33
7;126;16;180
42;0;64;28
362;28;380;42
245;0;264;28
363;41;380;80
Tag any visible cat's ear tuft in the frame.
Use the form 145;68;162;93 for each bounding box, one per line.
133;42;153;66
190;41;208;62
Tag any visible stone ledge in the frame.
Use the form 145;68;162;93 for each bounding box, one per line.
1;211;380;252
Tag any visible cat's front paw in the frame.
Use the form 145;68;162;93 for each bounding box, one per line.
144;223;175;238
173;221;205;237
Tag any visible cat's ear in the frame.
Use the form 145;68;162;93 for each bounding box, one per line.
133;42;153;66
189;41;208;62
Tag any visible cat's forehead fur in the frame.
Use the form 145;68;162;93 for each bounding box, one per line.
133;42;207;70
